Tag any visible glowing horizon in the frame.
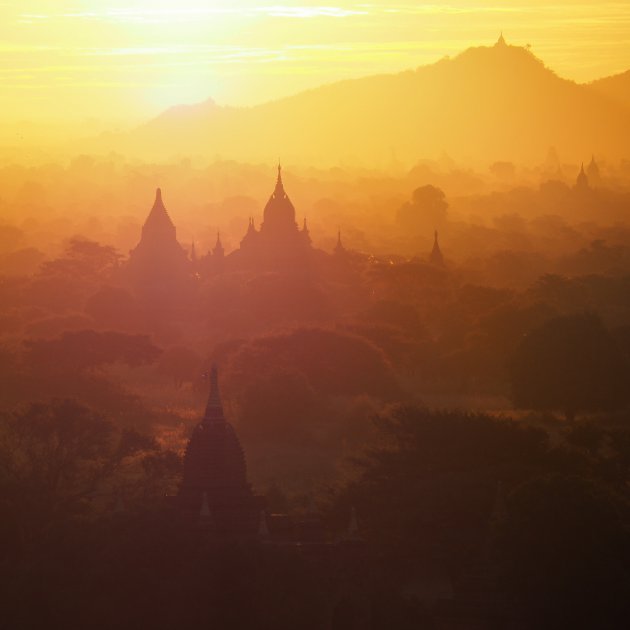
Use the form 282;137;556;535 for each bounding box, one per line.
1;1;630;124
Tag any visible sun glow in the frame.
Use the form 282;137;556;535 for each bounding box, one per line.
2;1;630;124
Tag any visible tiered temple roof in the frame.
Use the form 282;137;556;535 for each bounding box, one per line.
177;366;264;537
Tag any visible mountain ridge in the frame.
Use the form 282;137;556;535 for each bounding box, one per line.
113;38;630;166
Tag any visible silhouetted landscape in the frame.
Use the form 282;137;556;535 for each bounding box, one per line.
2;14;630;630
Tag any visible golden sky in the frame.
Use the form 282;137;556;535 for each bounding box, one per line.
2;1;630;124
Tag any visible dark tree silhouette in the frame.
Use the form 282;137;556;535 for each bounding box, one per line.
509;312;630;421
397;185;448;232
25;330;161;372
501;475;630;629
156;346;203;388
0;399;180;546
39;237;120;281
333;405;550;567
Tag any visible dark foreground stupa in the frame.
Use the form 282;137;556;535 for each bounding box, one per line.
177;365;265;538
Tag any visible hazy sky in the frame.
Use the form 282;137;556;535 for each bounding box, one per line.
2;1;629;123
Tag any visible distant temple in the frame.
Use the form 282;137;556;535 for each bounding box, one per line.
575;162;589;190
228;164;313;270
587;155;601;186
125;188;192;297
177;365;264;538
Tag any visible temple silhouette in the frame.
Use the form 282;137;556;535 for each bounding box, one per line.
123;164;449;302
125;187;193;299
177;365;265;537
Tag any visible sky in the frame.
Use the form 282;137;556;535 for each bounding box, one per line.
1;1;630;124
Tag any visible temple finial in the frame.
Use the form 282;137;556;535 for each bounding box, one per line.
335;228;345;254
275;160;284;195
204;364;225;423
430;229;445;266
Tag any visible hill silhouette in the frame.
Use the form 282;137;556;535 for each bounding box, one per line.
111;37;630;166
589;70;630;110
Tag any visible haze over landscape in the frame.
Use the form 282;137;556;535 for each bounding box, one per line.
2;2;630;629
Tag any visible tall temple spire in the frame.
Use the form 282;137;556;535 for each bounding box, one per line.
430;230;445;266
274;161;285;197
576;162;589;189
587;154;600;184
177;361;265;536
191;240;197;263
204;364;225;423
335;228;346;255
213;231;225;258
143;187;176;234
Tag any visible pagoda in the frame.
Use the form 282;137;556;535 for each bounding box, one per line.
177;365;264;538
125;188;192;296
231;164;312;269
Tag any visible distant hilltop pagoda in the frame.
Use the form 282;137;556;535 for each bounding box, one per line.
177;365;265;538
228;164;313;270
125;188;192;297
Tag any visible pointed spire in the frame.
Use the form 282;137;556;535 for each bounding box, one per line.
149;187;168;215
335;228;346;255
204;364;225;423
496;32;506;47
191;240;197;263
213;231;225;259
274;161;285;198
576;162;589;189
430;230;445;266
587;154;600;183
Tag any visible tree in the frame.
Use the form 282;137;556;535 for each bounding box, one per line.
24;330;161;373
29;237;122;312
500;475;630;628
332;406;550;569
397;185;448;233
0;399;180;545
84;286;140;330
509;312;630;422
156;346;203;388
39;237;121;281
